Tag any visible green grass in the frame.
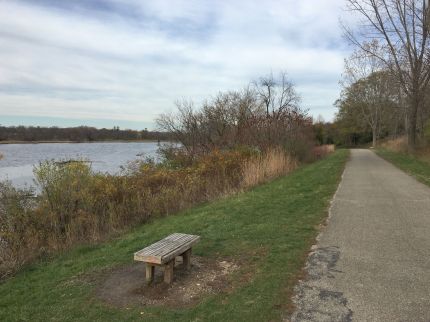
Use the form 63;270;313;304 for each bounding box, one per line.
376;149;430;187
0;150;349;322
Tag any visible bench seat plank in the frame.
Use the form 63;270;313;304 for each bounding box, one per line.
141;235;195;258
134;233;200;265
143;234;191;256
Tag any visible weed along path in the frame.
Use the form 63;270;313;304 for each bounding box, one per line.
291;149;430;321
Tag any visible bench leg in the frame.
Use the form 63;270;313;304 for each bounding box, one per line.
183;249;192;270
164;260;174;284
146;264;155;284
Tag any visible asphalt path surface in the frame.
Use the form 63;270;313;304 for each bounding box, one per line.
291;149;430;322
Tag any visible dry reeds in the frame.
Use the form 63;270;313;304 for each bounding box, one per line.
380;136;430;164
242;149;297;188
312;144;335;159
380;137;408;153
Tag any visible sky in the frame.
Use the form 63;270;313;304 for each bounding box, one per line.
0;0;351;130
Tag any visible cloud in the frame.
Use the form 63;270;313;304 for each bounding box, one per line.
0;0;349;128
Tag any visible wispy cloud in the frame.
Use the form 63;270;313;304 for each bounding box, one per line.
0;0;349;128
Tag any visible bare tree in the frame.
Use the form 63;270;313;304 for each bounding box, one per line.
157;72;313;159
427;0;430;32
252;71;302;146
344;0;430;150
343;41;385;85
156;91;261;159
351;72;397;146
156;100;204;158
253;71;301;120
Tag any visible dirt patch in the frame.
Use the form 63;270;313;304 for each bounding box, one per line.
96;256;238;308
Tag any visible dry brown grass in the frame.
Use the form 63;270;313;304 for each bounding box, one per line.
242;149;297;188
312;144;336;159
326;144;336;153
379;136;430;163
380;137;408;153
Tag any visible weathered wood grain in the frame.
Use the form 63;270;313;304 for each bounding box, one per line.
164;260;174;284
134;233;200;265
145;264;154;284
183;249;191;270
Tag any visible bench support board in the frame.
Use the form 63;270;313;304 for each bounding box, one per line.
146;264;155;284
183;249;191;270
164;260;174;284
144;249;193;284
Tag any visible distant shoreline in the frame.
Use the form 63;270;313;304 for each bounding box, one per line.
0;139;166;145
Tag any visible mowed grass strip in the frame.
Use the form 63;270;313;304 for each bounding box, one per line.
376;149;430;187
0;150;349;322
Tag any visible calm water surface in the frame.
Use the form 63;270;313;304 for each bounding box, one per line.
0;142;161;189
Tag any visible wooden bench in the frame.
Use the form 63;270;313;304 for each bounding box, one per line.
134;233;200;284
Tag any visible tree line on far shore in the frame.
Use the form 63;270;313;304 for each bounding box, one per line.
0;125;172;143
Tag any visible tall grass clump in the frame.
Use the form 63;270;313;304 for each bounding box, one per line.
380;137;408;153
381;136;430;164
242;149;297;188
312;144;336;159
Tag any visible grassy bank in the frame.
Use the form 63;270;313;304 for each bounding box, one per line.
1;149;298;277
376;149;430;187
0;150;348;322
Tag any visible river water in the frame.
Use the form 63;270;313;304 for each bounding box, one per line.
0;142;162;189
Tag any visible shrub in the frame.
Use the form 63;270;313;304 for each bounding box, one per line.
34;160;95;241
0;182;36;278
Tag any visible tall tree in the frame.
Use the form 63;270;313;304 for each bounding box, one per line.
342;44;399;146
342;72;397;146
344;0;430;150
